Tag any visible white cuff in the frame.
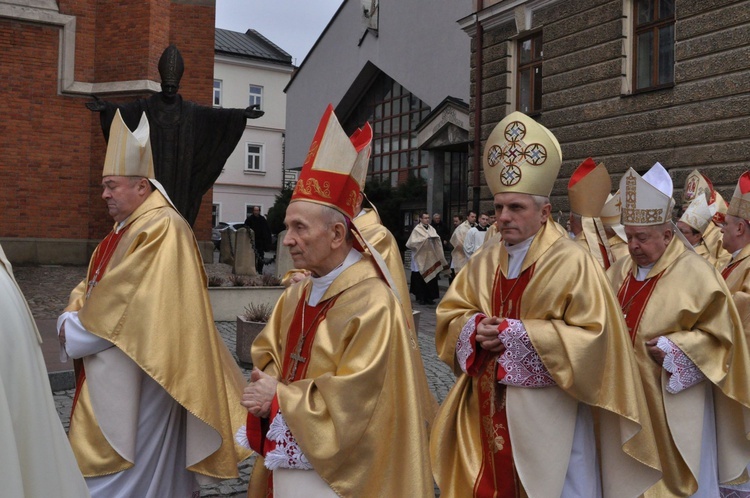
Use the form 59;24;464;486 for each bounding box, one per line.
60;311;114;359
456;313;484;373
657;336;706;394
498;319;555;388
264;411;313;471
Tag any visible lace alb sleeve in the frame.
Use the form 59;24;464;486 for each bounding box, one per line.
497;319;555;388
656;336;705;394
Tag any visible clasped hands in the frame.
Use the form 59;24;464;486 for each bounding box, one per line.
476;316;507;354
241;368;278;418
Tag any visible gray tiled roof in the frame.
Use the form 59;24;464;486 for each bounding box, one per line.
215;28;293;65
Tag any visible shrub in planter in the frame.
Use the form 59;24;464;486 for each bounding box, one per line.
236;302;273;366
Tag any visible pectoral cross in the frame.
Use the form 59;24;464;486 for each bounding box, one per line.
288;342;307;381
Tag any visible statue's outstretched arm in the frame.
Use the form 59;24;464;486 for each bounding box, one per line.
85;95;107;112
244;104;264;119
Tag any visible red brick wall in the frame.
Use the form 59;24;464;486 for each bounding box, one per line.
0;0;217;244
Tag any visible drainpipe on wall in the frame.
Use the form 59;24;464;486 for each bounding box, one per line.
472;1;484;214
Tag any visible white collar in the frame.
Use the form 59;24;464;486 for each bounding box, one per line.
308;248;362;306
635;263;655;281
505;236;535;279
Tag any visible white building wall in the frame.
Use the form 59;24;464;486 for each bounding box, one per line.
285;0;472;172
213;55;292;222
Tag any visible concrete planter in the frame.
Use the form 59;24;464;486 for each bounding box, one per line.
207;286;284;321
236;316;267;366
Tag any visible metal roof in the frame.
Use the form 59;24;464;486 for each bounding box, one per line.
215;28;293;66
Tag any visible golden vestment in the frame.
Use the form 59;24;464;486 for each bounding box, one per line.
608;235;630;262
406;223;448;282
433;220;660;497
694;240;718;267
574;217;613;268
450;220;473;271
705;222;732;268
249;256;434;497
723;244;750;325
65;191;250;479
480;222;499;248
0;245;90;497
608;238;750;496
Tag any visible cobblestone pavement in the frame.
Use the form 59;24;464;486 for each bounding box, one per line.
16;264;456;497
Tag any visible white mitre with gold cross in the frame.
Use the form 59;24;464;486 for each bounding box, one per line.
620;162;675;226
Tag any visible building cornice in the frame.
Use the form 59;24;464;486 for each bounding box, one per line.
458;0;561;36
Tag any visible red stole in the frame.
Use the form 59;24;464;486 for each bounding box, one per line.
617;273;661;344
599;243;611;270
70;226;130;422
722;260;739;280
281;290;338;383
471;264;534;498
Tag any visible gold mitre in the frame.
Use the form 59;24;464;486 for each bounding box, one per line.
682;169;712;209
483;111;562;197
620;162;675;226
679;195;714;233
727;171;750;221
568;158;611;217
600;191;622;226
290;104;372;219
102;109;154;178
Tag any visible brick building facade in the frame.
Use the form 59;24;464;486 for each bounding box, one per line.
0;0;217;264
461;0;750;215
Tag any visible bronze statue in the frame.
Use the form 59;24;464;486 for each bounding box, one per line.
87;45;264;226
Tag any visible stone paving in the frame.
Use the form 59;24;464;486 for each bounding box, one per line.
15;264;456;497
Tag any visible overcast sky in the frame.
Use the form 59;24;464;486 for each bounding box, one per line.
215;0;343;66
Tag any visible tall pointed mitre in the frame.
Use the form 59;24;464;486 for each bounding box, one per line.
679;194;714;234
682;169;714;209
713;191;729;225
290;104;372;219
727;171;750;221
483;111;562;197
600;191;627;241
568;158;611;216
102;109;154;178
620;162;675;226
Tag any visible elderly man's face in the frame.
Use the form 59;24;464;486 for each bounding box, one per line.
676;220;702;246
101;176;148;222
625;225;672;267
721;214;747;253
432;214;441;224
283;202;337;277
494;193;550;245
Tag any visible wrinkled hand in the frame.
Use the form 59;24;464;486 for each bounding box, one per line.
241;368;278;418
85;95;106;112
476;316;506;353
645;338;666;366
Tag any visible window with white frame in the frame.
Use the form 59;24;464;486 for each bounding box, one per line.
213;80;222;107
249;85;263;110
245;143;264;172
211;203;220;226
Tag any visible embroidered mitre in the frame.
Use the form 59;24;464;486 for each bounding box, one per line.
482;111;562;197
727;171;750;221
290;104;372;219
620;162;675;226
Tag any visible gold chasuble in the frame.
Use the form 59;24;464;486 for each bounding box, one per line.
705;221;732;269
607;235;630;262
65;190;250;478
608;237;750;496
248;256;434;497
432;220;660;497
723;244;750;352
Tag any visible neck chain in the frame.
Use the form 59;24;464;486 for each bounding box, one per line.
496;268;525;318
286;293;334;383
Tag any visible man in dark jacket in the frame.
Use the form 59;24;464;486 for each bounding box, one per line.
245;206;273;274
